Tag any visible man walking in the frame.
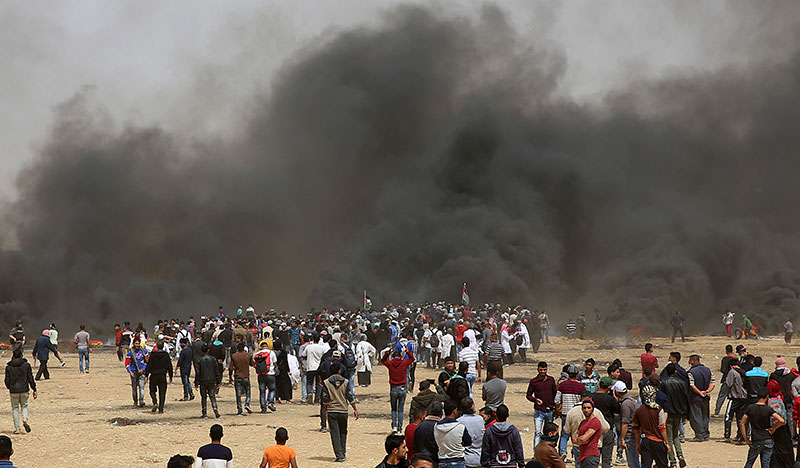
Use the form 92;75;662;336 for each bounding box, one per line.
723;310;735;338
125;338;148;407
254;340;278;413
175;338;195;401
4;348;36;434
196;344;222;419
321;361;359;462
144;340;173;413
739;387;784;468
686;354;713;441
526;361;557;448
74;325;91;374
32;330;62;380
382;347;415;434
230;342;255;415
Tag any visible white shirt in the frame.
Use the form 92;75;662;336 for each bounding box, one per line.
303;343;326;372
463;329;478;351
458;347;480;375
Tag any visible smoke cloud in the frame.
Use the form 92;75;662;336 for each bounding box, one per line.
3;4;800;333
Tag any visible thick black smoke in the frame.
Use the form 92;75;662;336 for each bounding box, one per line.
3;5;800;334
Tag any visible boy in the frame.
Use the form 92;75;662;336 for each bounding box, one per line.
259;427;298;468
0;436;18;468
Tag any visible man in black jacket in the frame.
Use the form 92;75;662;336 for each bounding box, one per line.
195;344;222;418
32;330;62;381
413;401;444;465
660;363;689;468
4;348;36;434
145;341;173;413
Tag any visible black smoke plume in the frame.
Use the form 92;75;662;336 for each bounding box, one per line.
3;5;800;334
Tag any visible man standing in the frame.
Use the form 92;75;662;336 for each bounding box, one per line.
573;400;602;468
230;341;255;415
578;359;601;394
686;354;714;441
714;345;737;417
480;404;524;468
175;338;194;401
301;334;325;406
641;344;659;378
414;401;444;465
723;361;748;443
670;311;686;343
196;344;222;419
527;361;557;448
144;340;173;413
458;337;481;397
8;321;24;350
125;338;148;407
659;364;689;468
481;362;507;413
195;424;234;468
539;311;550;344
784;318;793;344
321;361;359;463
555;365;585;460
74;325;91;374
739;387;784;468
633;385;669;468
577;313;587;340
534;421;566;468
615;382;639;468
434;399;472;468
590;377;620;468
722;310;735;338
376;434;410;468
382;347;415;434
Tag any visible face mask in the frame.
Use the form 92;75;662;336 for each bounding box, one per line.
542;434;559;443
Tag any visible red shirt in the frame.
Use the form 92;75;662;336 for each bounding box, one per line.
115;330;123;345
404;422;418;460
381;352;414;387
455;325;467;343
578;417;602;461
640;353;659;377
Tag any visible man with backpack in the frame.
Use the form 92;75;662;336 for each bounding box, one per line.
339;334;358;399
254;340;278;413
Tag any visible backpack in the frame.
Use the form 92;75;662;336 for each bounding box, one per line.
342;344;357;370
254;352;271;375
430;332;440;348
514;334;524;346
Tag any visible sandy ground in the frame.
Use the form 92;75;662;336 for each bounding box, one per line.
1;334;795;468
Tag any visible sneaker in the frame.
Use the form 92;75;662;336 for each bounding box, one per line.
22;421;31;433
688;437;705;442
319;427;328;433
60;361;66;367
245;406;252;414
260;409;267;414
615;456;626;465
214;410;220;418
679;457;687;468
268;404;276;412
201;414;209;419
151;406;158;413
189;394;195;401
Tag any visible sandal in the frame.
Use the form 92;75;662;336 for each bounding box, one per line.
23;421;31;433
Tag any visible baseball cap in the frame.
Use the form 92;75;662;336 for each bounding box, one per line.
612;381;628;393
332;350;342;358
736;344;746;353
566;365;580;375
600;376;615;387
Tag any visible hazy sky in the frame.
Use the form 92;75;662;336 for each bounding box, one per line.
2;0;797;199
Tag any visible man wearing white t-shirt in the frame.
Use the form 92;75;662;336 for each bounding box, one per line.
458;336;481;398
301;335;326;405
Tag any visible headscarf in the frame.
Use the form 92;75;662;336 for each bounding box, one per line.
641;384;661;409
775;358;791;375
767;379;783;399
41;329;50;336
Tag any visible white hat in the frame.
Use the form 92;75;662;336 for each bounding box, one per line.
612;381;628;394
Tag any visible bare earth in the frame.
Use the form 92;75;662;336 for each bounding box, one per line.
2;334;793;468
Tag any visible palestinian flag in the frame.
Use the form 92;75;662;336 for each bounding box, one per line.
364;291;372;309
461;283;470;306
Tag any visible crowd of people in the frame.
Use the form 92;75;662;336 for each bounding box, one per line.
3;301;798;468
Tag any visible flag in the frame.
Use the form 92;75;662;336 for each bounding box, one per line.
364;291;372;309
461;283;470;306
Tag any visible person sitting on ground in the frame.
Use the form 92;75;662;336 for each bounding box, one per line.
166;454;194;468
195;424;233;468
375;434;410;468
480;404;524;468
259;427;298;468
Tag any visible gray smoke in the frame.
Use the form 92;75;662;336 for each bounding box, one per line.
3;4;800;334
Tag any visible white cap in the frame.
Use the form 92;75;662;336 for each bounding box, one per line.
612;381;628;393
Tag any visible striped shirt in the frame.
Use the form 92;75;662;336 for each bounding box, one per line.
459;348;480;374
555;380;586;411
196;443;233;468
486;342;504;361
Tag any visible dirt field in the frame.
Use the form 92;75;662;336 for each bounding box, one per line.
1;334;793;467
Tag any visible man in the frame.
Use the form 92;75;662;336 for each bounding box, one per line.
722;310;735;337
230;342;255;415
4;348;36;435
784;317;793;344
484;335;505;378
458;337;481;397
410;380;448;422
482;362;507;412
714;345;737;417
0;435;19;468
376;434;410;468
414;401;444;465
382;347;415;434
590;377;620;468
744;357;769;401
301;334;325;405
321;361;359;462
555;365;585;460
565;319;577;339
434;399;472;468
175;338;195;401
411;453;435;468
254;340;278;413
670;311;685;343
48;323;60;354
686;354;713;441
8;321;24;349
659;364;688;468
195;344;222;419
32;330;62;380
195;424;233;468
633;385;669;468
770;357;794;439
339;332;358;398
481;404;524;468
613;359;633;391
572;400;602;468
739;387;785;468
406;407;427;462
259;427;298;468
539;311;551;344
534;421;566;468
641;344;659;378
577;313;586;340
527;361;557;448
615;382;639;468
125;338;148;407
74;324;91;374
723;360;748;443
742;315;754;339
144;340;173;413
578;359;600;394
458;397;485;468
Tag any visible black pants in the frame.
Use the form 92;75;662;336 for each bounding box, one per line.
149;374;167;411
36;360;49;380
724;398;748;439
116;346;124;362
671;326;685;343
327;412;348;460
640;438;668;468
199;382;218;416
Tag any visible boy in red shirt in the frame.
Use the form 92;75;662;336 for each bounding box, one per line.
573;400;602;468
640;343;659;377
405;407;426;461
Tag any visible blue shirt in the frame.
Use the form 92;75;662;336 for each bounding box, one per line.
746;367;769;378
0;461;20;468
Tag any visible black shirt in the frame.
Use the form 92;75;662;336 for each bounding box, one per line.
218;329;233;347
720;356;736;380
9;327;24;342
745;403;776;442
591;392;621;425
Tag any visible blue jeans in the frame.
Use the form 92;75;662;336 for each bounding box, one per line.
258;374;276;411
744;439;773;468
180;371;194;398
348;373;355;398
301;371;307;402
78;348;90;372
234;377;251;413
533;410;554;448
390;385;407;431
466;373;477;397
130;372;146;404
439;462;466;468
559;415;570;455
624;437;640;468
